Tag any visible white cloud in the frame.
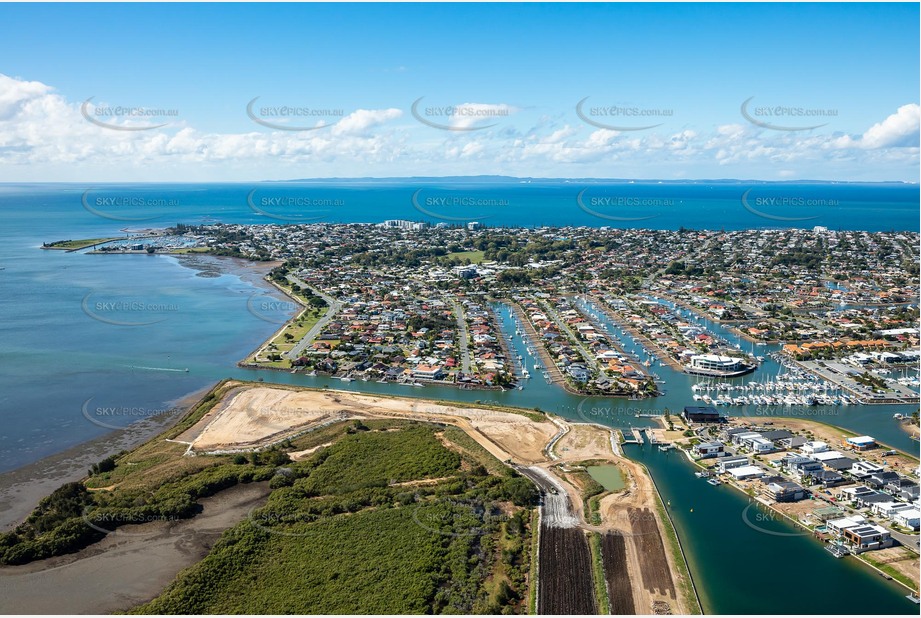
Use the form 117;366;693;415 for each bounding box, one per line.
856;103;920;149
0;74;916;182
448;103;516;130
331;108;402;136
0;74;53;120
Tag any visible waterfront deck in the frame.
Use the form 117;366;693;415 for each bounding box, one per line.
586;295;687;373
506;301;570;389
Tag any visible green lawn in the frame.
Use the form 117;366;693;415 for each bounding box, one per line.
252;308;323;366
448;250;486;264
43;238;121;250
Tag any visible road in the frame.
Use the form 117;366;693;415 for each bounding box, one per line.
285;275;343;360
536;298;603;377
514;465;579;529
890;529;921;554
450;299;473;374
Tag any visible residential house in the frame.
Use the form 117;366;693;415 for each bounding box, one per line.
717;456;750;473
727;465;765;481
841;524;893;553
694;441;725;458
763;481;806;502
867;471;900;490
775;435;807;450
850;460;885;479
893;509;921;531
801;441;829;455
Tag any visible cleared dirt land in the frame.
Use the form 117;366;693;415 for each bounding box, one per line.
181;385;558;464
864;546;920;589
553;423;614;461
601;532;637;615
629;507;676;599
537;527;598;615
102;383;692;616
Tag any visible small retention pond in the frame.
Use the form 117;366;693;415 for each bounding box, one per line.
586;465;625;491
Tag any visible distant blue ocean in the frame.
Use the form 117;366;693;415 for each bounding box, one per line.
4;180;917;232
0;181;917;474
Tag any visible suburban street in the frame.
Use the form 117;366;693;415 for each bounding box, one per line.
451;299;473;374
285;275;343;360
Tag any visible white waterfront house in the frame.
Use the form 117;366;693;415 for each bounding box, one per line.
749;437;775;453
727;465;765;481
800;441;829;455
717;456;750;473
893;509;921;531
826;515;867;535
851;460;886;479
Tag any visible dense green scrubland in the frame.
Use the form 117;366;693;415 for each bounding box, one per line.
0;380;537;613
134;423;536;614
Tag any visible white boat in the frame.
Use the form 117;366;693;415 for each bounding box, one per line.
707;478;722;486
340;376;354;382
411;382;424;387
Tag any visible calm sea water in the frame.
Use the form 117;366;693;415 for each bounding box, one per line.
6;181;917;231
630;443;918;614
1;181;917;468
0;182;918;613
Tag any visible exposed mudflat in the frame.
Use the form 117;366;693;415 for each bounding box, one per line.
0;481;270;615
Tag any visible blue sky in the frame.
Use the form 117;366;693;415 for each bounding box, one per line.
0;2;918;181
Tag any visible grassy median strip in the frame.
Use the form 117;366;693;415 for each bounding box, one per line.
589;531;612;614
527;509;540;615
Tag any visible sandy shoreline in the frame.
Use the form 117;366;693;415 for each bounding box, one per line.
0;385;213;532
0;254;281;532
